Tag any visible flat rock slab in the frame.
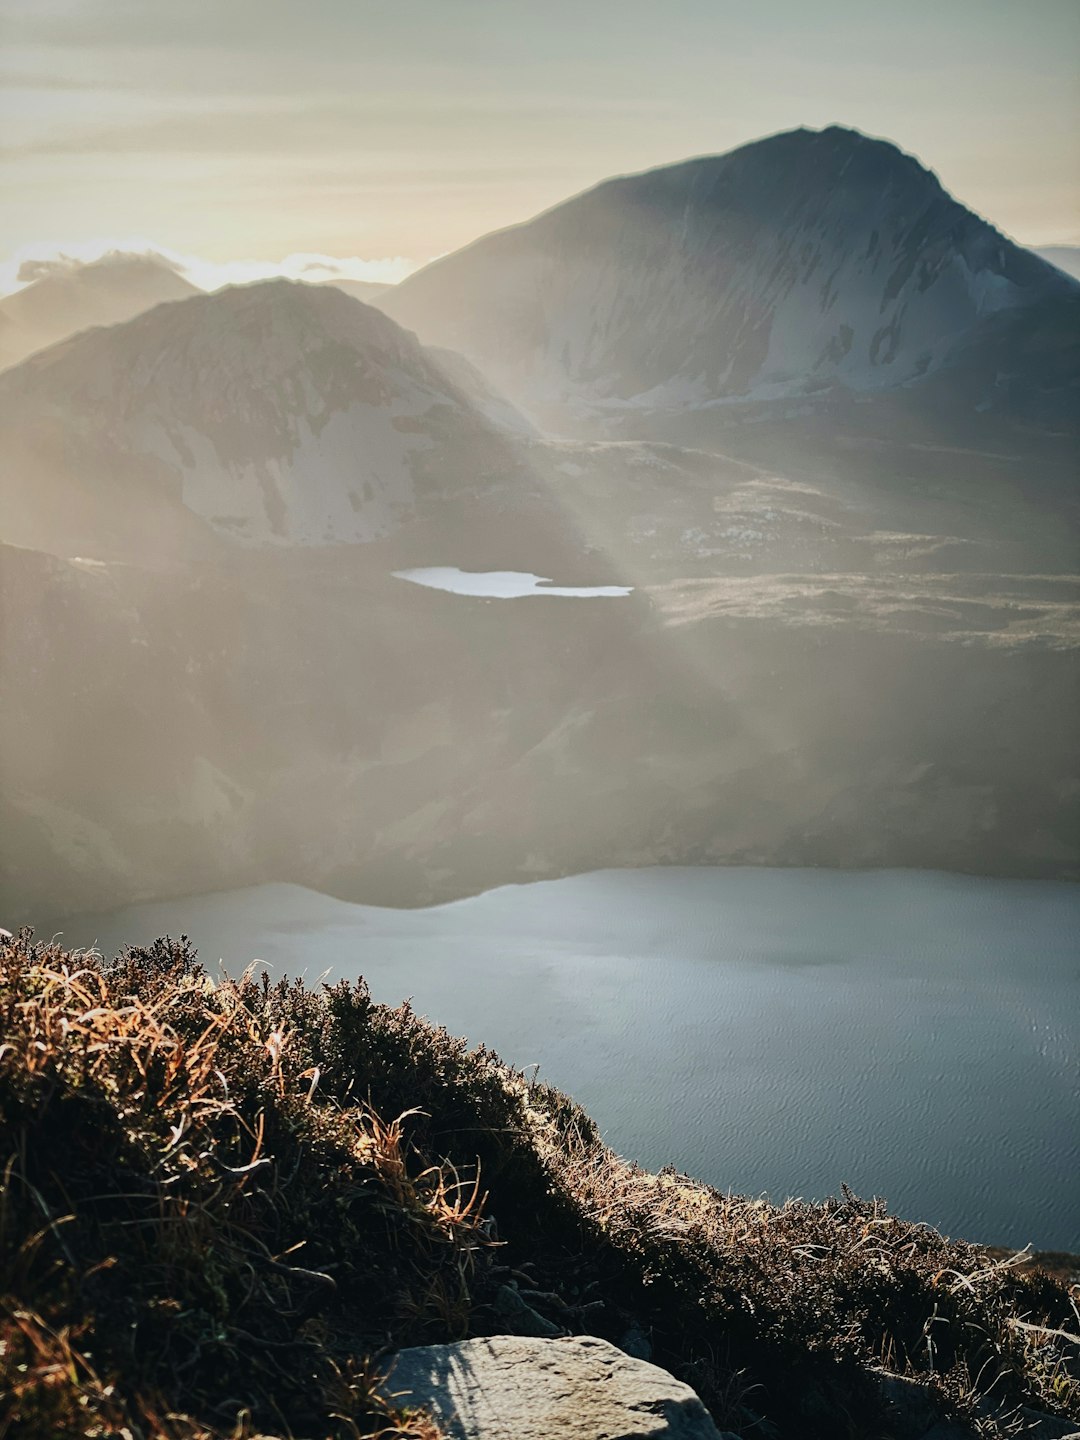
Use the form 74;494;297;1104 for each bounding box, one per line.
381;1334;725;1439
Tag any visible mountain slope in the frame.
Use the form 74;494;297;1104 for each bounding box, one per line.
384;126;1078;432
0;251;200;371
0;280;525;560
3;533;1077;925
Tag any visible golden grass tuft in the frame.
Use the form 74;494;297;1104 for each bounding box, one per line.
1;928;1077;1439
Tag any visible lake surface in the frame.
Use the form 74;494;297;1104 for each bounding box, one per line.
393;567;633;597
58;867;1080;1250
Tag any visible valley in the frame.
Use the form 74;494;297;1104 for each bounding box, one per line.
3;521;1077;924
0;126;1075;931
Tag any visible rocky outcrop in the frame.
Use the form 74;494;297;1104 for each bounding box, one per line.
1017;1413;1080;1439
381;1335;728;1439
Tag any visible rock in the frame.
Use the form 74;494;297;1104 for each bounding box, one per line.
875;1371;1080;1440
878;1372;940;1437
381;1334;724;1439
619;1324;653;1361
493;1282;562;1337
1016;1409;1080;1440
920;1425;979;1440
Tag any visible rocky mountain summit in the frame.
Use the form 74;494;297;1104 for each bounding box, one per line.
385;126;1078;434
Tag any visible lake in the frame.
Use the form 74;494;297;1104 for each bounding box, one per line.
57;866;1080;1250
393;567;634;597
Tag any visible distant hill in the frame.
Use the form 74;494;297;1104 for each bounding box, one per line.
0;251;199;370
1036;244;1080;281
317;276;391;303
384;126;1078;436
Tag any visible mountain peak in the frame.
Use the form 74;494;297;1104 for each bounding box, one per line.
587;125;948;225
776;123;943;186
711;123;919;161
0;278;521;556
6;278;425;397
385;128;1071;427
130;275;389;332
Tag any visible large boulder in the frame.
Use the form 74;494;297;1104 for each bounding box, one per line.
381;1334;726;1439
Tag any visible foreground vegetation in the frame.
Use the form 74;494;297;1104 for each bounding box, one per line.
1;929;1077;1438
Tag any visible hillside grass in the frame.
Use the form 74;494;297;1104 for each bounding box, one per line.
1;929;1077;1439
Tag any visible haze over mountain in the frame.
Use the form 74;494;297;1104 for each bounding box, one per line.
0;250;403;374
1;126;1077;925
385;126;1079;438
0;251;200;372
319;277;391;303
0;280;529;561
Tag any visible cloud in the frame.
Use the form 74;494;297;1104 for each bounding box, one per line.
15;248;185;284
180;250;419;292
16;253;97;282
0;239;419;297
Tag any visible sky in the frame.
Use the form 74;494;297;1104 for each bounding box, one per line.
2;0;1078;291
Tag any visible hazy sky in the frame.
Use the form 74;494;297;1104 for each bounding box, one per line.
2;0;1078;288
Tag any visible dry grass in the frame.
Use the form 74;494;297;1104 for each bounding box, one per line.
0;933;481;1437
1;929;1076;1439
